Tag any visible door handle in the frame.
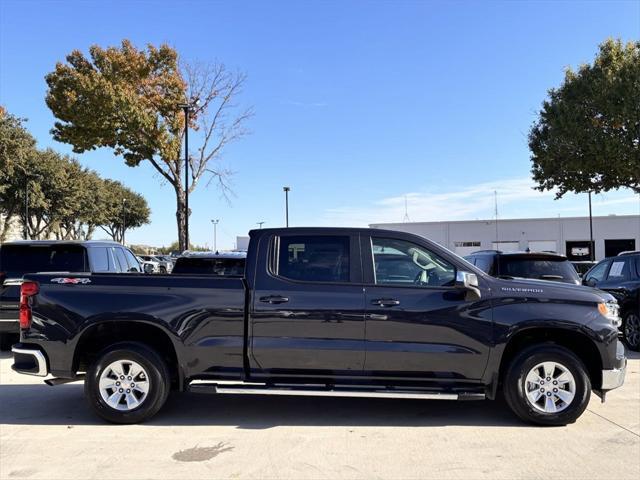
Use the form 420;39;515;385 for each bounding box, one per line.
259;295;290;304
371;298;400;307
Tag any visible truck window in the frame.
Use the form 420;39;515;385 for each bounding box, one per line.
112;248;129;273
372;237;456;287
172;257;245;275
274;235;350;283
123;249;142;273
473;256;493;274
606;258;632;282
87;247;112;273
0;244;87;277
585;260;610;284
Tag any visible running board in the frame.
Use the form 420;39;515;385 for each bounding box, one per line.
187;380;485;401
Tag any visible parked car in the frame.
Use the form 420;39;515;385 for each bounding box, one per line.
0;240;143;350
583;251;640;351
464;250;581;285
11;227;625;426
151;255;174;274
172;251;246;276
136;255;161;274
571;261;598;278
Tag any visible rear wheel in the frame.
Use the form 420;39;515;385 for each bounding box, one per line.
159;266;167;274
85;342;170;424
503;344;591;426
622;311;640;351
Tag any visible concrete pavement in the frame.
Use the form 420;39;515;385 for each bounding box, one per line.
1;351;639;479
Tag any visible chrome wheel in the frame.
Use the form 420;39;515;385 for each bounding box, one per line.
524;361;575;414
99;360;150;411
624;313;640;349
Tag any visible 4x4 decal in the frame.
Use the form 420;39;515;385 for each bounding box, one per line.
50;277;91;285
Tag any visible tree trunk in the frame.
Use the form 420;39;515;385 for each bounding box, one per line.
175;186;187;252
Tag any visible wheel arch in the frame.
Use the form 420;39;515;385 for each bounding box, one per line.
73;320;183;390
498;327;603;390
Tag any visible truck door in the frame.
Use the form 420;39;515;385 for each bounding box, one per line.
361;234;492;381
250;232;365;377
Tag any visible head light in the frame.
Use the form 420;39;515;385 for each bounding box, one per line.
598;302;621;328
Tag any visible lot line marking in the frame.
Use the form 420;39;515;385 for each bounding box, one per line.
586;408;640;438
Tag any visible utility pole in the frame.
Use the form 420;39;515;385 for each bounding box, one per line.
283;186;290;227
257;221;265;229
211;219;219;252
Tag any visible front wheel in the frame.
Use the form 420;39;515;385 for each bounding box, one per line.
503;344;591;426
622;311;640;351
85;342;170;424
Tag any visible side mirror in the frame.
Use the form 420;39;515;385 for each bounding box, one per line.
455;271;481;301
584;278;596;287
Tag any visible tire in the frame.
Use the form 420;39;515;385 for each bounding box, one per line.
503;343;591;426
159;266;167;274
622;311;640;351
84;342;170;424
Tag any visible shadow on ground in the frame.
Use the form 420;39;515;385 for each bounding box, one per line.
0;382;522;429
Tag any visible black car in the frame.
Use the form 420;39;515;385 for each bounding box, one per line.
172;252;246;276
464;250;581;285
583;251;640;351
11;227;625;426
0;240;143;349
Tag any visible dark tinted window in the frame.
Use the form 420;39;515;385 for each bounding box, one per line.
275;235;350;283
172;257;245;276
372;237;455;287
87;247;113;273
498;257;580;284
0;244;87;276
473;255;494;274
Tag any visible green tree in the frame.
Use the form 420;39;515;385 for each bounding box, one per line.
529;38;640;197
0;110;37;240
45;40;251;251
99;179;151;243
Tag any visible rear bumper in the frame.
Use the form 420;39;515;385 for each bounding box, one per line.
11;345;48;376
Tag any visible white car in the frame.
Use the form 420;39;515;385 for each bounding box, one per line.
151;255;174;274
136;255;160;274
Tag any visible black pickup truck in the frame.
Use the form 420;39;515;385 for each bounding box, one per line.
11;228;626;425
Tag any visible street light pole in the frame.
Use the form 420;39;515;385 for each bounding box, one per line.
211;219;219;252
24;175;29;240
283;186;290;227
257;221;265;229
588;191;594;261
178;100;199;250
122;198;127;245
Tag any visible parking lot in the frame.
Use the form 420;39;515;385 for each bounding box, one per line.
0;351;637;479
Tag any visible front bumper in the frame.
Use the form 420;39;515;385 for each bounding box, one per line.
601;340;627;391
11;345;48;376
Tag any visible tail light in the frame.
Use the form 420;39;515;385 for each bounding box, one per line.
19;281;39;329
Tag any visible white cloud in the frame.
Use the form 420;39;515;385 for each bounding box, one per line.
320;178;639;227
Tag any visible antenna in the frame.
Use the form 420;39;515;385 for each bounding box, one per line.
403;196;410;223
494;190;499;243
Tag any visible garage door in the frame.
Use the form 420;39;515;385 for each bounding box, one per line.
528;240;557;253
492;241;519;252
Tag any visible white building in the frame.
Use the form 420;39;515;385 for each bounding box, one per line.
371;215;640;261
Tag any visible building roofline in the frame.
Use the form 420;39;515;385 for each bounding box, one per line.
370;214;640;227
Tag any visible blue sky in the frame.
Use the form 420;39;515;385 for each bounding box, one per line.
1;0;639;249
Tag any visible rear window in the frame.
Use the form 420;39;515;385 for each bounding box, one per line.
0;244;87;277
498;257;579;284
172;257;245;276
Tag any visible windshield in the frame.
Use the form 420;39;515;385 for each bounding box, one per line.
172;257;245;276
498;257;580;284
0;244;88;278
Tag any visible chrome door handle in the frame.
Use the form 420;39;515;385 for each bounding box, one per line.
259;295;290;304
372;298;400;307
